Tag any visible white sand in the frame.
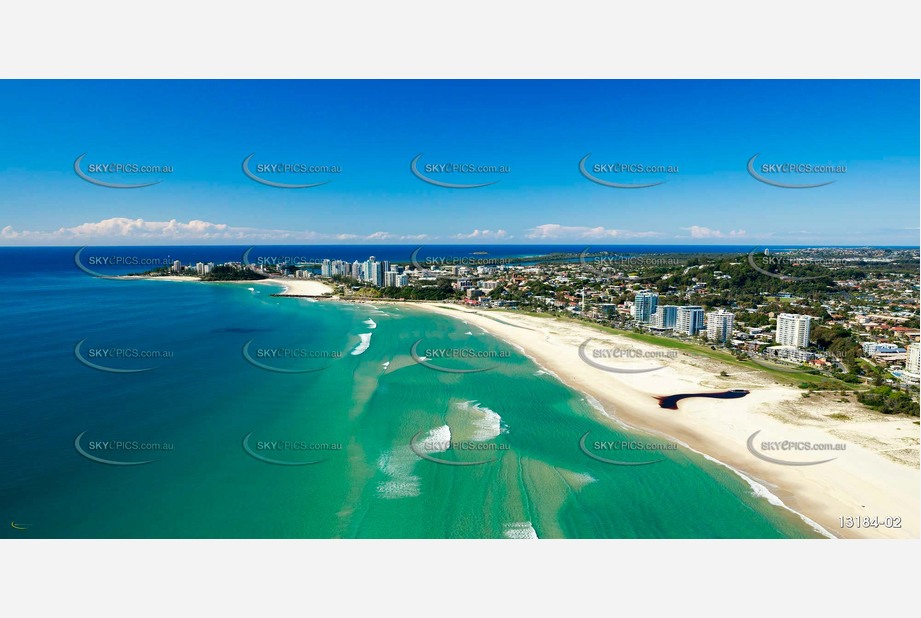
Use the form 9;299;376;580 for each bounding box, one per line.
250;278;332;296
121;274;333;296
418;303;920;539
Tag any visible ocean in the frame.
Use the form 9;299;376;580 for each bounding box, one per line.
0;246;824;538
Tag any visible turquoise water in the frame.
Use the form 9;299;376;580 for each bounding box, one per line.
0;249;821;538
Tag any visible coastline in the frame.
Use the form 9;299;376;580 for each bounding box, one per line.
100;278;919;539
119;274;334;297
415;302;920;539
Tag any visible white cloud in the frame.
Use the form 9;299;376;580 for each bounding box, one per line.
525;224;660;240
453;229;510;240
365;231;395;240
682;226;747;239
0;218;430;244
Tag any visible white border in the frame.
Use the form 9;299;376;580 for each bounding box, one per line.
2;1;919;78
1;0;918;613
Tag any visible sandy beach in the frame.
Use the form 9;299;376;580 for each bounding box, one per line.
121;275;333;297
250;277;333;297
418;303;920;539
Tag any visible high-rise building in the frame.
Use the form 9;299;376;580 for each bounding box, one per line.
384;270;407;288
172;260;182;273
775;313;812;348
359;257;384;286
706;310;735;344
675;306;705;335
906;342;920;375
632;291;659;323
649;305;678;329
351;261;361;281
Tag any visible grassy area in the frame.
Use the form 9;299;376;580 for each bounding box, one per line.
501;308;859;390
765;296;796;303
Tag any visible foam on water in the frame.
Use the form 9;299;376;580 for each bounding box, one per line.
667;437;835;539
582;395;631;430
363;318;377;329
503;521;538;539
456;400;505;441
376;447;421;499
558;470;597;489
351;333;372;355
415;424;451;453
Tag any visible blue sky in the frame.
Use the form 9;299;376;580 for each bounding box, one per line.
0;80;917;245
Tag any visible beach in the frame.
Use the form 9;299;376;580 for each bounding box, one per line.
417;303;920;539
250;277;333;297
121;274;334;297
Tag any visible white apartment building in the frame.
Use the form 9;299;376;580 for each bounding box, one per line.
195;261;214;275
775;313;811;348
706;310;735;344
862;342;900;355
675;306;705;336
649;305;679;330
632;291;659;323
384;270;408;288
903;342;920;384
766;345;816;364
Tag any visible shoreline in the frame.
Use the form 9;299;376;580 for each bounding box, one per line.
119;274;334;297
103;278;919;538
414;303;919;540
